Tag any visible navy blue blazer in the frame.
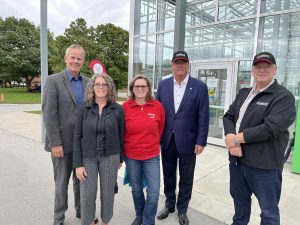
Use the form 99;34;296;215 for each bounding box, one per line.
156;75;209;154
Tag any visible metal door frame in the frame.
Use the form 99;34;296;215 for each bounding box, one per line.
190;59;239;146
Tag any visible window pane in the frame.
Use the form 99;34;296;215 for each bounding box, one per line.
258;12;300;96
237;61;252;94
133;35;156;83
185;19;255;60
219;0;257;21
135;0;157;35
261;0;300;13
155;32;174;90
186;0;217;27
157;0;175;31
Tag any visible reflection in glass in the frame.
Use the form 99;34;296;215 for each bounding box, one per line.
133;35;156;83
237;61;252;94
155;32;174;90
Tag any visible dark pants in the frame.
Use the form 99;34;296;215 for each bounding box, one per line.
52;154;80;224
161;135;196;214
230;162;282;225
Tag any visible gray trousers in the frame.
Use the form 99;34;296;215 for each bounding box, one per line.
80;154;119;225
52;154;80;224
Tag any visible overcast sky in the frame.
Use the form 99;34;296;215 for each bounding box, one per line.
0;0;131;36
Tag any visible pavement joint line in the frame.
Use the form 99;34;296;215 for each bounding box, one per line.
194;162;229;182
0;127;42;143
192;190;233;207
116;175;214;218
0;110;23;114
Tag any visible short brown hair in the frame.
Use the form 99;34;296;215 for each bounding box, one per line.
128;75;153;101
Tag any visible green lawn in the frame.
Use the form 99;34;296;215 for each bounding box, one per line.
25;110;41;114
0;87;126;104
0;87;41;104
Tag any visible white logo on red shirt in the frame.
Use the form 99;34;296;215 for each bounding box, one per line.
148;113;155;119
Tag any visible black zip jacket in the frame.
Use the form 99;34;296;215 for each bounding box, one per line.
223;80;296;169
73;102;124;168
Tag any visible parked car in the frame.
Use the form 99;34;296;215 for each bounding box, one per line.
19;82;26;87
11;81;18;87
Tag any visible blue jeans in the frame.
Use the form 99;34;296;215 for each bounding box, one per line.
125;156;160;225
230;162;282;225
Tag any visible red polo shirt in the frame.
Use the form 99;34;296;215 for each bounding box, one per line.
122;99;165;160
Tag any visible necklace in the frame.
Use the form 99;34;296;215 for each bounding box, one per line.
135;100;146;111
140;104;145;111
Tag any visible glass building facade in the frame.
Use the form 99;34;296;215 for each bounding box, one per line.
129;0;300;145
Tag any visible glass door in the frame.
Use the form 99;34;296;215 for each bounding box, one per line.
190;60;237;146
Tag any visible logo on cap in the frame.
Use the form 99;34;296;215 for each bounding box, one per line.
252;52;276;66
172;50;189;62
176;53;186;57
257;54;271;60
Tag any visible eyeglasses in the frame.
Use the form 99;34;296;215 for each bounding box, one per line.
94;83;108;89
253;65;274;71
133;85;148;90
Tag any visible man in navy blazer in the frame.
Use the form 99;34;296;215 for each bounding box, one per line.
156;50;209;225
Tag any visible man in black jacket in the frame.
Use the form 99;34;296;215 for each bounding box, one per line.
223;52;296;225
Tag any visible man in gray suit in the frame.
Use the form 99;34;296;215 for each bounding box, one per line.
43;44;89;225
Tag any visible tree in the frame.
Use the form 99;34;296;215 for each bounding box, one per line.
49;18;129;91
0;17;41;91
0;17;129;92
92;23;129;91
49;18;94;75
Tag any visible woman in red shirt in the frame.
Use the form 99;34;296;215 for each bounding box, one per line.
123;75;165;225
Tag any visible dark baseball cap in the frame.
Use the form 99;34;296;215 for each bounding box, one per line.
172;50;189;62
252;52;276;66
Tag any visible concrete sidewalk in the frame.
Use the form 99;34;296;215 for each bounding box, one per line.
0;104;300;225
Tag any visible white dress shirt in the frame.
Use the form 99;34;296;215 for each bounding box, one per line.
174;74;189;113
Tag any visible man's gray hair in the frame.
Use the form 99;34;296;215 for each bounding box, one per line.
65;44;85;59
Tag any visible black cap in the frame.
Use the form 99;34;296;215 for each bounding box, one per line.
253;52;276;66
172;50;189;62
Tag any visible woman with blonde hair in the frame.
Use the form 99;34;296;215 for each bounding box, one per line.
73;74;124;225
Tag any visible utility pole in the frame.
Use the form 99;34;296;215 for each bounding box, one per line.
40;0;48;142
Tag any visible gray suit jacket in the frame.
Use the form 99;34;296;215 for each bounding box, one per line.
42;70;89;154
